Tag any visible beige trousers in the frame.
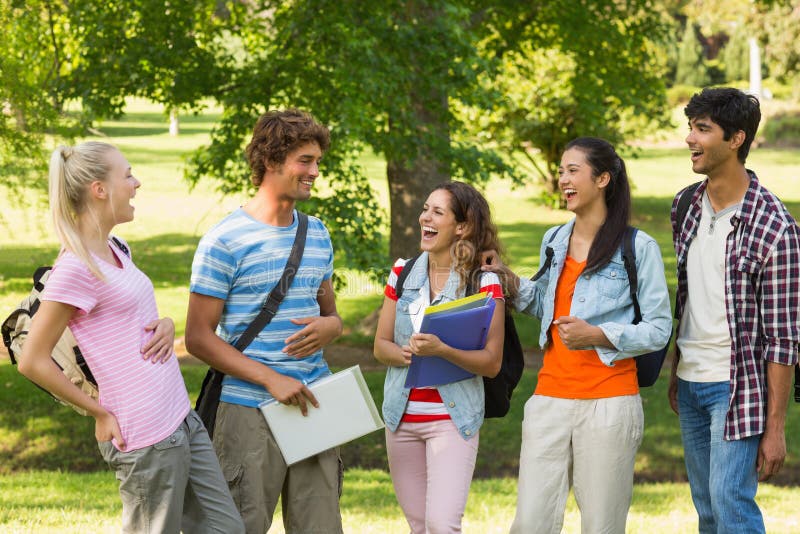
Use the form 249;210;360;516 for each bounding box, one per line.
213;402;343;534
510;394;643;534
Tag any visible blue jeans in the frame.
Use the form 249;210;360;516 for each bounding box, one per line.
677;379;764;534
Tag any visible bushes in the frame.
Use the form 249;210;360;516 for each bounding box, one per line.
666;85;700;107
762;111;800;147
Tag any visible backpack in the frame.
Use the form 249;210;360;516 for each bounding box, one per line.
675;182;800;403
1;237;130;416
532;225;670;387
394;255;525;418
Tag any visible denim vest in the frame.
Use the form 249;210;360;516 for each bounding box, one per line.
382;252;484;440
517;219;672;366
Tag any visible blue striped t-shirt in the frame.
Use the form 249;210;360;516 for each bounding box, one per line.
190;208;334;407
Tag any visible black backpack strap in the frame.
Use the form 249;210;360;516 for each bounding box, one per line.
110;236;130;257
394;254;421;301
676;181;701;230
234;212;309;352
621;226;642;325
794;363;800;403
531;225;564;281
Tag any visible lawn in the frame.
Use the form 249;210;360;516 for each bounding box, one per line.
1;99;799;531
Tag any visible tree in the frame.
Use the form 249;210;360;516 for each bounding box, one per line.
755;3;800;83
475;4;670;201
0;0;80;198
186;0;671;261
675;23;710;87
0;0;223;199
2;0;673;271
722;24;749;82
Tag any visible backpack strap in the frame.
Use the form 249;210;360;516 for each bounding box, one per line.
795;363;800;403
234;212;308;352
621;226;642;325
531;225;564;281
676;181;701;230
394;254;421;301
110;236;130;257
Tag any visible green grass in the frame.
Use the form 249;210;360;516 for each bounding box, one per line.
2;469;799;533
2;362;799;484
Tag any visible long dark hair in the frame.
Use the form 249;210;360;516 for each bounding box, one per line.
432;181;516;306
564;137;631;272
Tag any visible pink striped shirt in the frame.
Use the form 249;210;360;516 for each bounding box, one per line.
42;240;189;451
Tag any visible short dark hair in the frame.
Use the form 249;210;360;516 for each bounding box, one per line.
685;87;761;163
245;109;330;186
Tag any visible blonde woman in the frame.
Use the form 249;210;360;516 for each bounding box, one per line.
19;142;243;534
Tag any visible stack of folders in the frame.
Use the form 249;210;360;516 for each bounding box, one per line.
259;365;384;465
404;291;496;388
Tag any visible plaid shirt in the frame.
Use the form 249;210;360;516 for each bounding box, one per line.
672;171;800;440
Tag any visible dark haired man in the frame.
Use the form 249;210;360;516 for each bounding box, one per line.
186;109;344;533
669;87;800;532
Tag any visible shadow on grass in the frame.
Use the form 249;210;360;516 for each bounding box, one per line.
1;233;201;294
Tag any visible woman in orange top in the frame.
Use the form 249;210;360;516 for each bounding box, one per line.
483;137;672;533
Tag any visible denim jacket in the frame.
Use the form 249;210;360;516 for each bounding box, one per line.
517;219;672;365
382;252;484;440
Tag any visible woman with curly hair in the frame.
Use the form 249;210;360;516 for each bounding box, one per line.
374;180;510;533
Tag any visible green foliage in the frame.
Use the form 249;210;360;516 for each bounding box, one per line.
754;3;800;83
0;1;80;198
762;110;800;147
675;23;710;87
722;24;750;82
470;2;672;195
666;84;701;107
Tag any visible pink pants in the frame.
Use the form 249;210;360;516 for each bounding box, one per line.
385;420;479;534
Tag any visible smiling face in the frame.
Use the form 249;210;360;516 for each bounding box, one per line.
419;189;463;255
558;147;608;215
265;141;322;202
103;148;140;225
685;116;742;177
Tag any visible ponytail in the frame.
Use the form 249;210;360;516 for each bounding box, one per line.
48;142;116;280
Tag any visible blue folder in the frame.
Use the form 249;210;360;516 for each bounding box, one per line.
404;295;496;388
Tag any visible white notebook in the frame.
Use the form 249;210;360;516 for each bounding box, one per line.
258;365;384;465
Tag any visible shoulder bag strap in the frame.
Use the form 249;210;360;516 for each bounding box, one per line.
233;212;309;352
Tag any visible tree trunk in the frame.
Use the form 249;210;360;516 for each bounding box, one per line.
385;1;451;262
387;154;449;261
169;109;179;136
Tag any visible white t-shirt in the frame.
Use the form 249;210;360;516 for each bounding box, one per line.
677;193;740;382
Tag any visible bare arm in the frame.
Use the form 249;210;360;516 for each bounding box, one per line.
19;301;125;448
757;361;793;481
373;296;413;367
184;292;318;414
409;299;506;378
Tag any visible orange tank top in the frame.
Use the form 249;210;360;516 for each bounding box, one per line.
535;256;639;399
